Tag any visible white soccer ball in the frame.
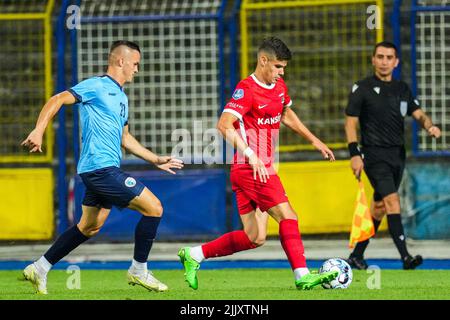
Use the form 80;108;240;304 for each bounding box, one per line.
319;258;353;289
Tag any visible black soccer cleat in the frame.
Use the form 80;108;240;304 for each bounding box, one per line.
346;255;368;270
403;255;423;270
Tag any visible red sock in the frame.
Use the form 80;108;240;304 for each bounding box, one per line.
201;230;257;259
279;219;307;270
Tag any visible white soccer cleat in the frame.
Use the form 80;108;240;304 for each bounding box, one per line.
23;263;48;295
127;270;168;292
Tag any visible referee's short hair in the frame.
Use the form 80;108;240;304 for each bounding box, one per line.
258;37;292;61
373;41;398;57
110;40;141;53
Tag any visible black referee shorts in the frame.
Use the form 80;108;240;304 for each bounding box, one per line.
362;146;406;202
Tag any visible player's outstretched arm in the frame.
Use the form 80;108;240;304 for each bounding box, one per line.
121;125;183;174
282;107;335;161
412;109;442;138
21;91;76;153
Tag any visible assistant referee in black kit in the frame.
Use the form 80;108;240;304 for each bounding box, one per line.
344;41;442;270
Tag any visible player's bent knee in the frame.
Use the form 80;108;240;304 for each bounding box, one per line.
87;228;101;237
153;201;164;216
142;201;163;217
78;225;101;238
153;204;163;217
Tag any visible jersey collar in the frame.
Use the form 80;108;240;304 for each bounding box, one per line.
251;74;276;89
373;74;394;85
103;75;123;91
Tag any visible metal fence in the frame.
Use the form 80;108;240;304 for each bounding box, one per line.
410;0;450;155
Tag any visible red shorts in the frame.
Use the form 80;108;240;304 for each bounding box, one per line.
230;166;289;215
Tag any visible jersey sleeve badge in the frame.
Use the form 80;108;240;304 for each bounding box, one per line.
400;101;408;117
232;88;244;100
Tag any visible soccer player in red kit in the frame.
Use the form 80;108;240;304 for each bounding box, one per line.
178;37;338;290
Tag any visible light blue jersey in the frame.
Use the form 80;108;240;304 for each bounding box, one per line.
69;75;129;174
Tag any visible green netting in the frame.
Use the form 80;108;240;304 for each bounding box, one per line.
0;18;48;159
0;0;48;14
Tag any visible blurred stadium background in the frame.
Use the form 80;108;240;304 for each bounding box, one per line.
0;0;449;249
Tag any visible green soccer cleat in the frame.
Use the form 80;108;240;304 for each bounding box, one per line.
178;247;200;290
295;270;339;290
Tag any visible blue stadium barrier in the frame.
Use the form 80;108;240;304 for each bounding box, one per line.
73;169;228;241
403;162;450;239
55;0;71;237
3;259;450;270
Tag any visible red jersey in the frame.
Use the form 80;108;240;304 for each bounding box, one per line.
223;74;292;170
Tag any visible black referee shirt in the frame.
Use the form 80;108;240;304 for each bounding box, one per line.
345;75;421;147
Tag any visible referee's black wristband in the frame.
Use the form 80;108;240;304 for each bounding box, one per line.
348;142;362;158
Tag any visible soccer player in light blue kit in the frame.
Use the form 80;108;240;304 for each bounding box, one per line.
21;40;183;294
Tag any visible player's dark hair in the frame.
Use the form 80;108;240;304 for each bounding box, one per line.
258;37;292;61
373;41;398;57
110;40;141;53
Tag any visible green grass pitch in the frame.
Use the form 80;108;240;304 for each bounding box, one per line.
1;269;449;300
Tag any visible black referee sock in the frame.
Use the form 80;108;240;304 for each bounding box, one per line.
351;217;382;258
133;216;161;263
44;225;90;265
387;214;410;260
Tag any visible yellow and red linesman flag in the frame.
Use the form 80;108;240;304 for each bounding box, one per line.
349;181;375;248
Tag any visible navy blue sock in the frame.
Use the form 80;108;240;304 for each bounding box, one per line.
44;225;89;265
387;214;410;260
134;216;161;263
351;217;382;258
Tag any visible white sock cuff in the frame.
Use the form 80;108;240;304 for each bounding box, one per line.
294;267;310;280
190;246;205;263
36;256;52;274
131;259;148;271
